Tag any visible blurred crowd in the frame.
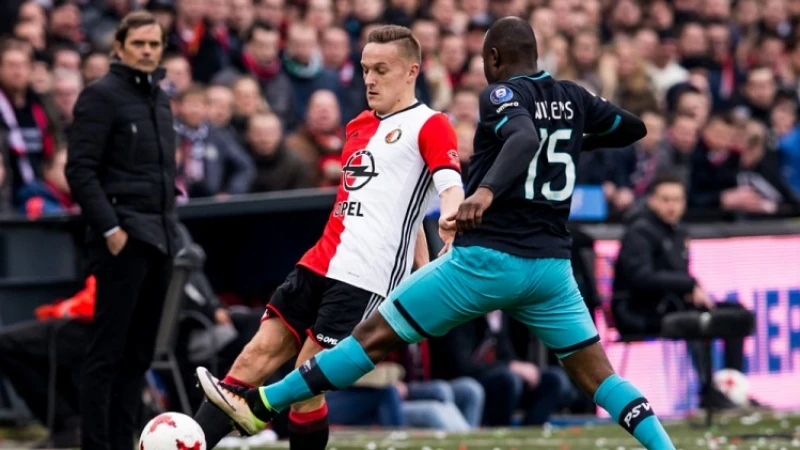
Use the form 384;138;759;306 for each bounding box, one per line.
0;0;799;219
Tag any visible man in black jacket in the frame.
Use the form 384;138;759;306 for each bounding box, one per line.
65;11;179;450
612;174;746;407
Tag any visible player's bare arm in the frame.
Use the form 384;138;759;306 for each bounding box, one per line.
437;185;465;254
455;114;540;232
413;226;430;268
580;96;646;152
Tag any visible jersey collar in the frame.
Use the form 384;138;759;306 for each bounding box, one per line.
374;100;422;120
508;71;551;81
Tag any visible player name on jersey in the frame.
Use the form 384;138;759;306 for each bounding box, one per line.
533;101;575;120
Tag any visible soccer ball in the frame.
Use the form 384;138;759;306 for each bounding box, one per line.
139;412;206;450
712;369;749;407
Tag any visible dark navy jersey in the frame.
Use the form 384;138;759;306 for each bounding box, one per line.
454;71;627;258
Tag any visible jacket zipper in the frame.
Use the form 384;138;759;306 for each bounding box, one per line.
149;96;171;256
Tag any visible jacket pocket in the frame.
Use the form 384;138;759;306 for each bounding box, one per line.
129;123;139;162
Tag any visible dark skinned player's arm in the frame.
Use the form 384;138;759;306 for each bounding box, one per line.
478;115;540;197
576;85;646;152
581;108;646;152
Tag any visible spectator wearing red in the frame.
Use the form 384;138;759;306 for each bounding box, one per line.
166;0;226;83
0;275;97;448
321;27;354;87
247;112;311;192
219;21;297;129
0;38;62;202
48;1;87;52
15;146;74;219
207;0;237;56
285;90;344;187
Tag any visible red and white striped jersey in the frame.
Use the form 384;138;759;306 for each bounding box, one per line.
298;102;461;297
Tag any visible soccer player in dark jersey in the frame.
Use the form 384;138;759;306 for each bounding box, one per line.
205;17;675;450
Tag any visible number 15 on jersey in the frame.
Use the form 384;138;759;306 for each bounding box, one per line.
524;128;576;202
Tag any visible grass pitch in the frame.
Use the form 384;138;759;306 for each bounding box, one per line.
263;410;800;450
1;410;798;449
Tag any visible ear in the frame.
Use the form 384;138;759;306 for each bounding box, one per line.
490;48;500;66
408;62;420;80
112;40;123;60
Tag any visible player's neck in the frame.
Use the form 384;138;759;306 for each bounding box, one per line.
499;64;539;82
377;94;418;117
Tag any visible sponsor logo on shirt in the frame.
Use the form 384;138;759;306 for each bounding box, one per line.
496;101;519;113
316;334;340;346
447;149;459;166
342;149;379;191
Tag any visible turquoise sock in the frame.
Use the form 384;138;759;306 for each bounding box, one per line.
262;336;376;412
594;374;674;450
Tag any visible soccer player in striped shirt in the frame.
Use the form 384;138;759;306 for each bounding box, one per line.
195;25;465;450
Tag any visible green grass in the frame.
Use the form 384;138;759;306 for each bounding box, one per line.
267;410;800;450
2;410;799;449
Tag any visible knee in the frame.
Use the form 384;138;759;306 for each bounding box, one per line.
426;380;455;403
453;377;485;404
352;315;403;362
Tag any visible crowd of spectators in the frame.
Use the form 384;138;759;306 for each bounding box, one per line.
1;0;800;220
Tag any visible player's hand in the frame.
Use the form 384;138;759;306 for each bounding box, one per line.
106;229;128;256
438;214;457;256
215;308;232;326
690;285;715;310
509;360;540;387
455;187;494;233
394;381;408;399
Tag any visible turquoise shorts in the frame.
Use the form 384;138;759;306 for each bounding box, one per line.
378;245;599;358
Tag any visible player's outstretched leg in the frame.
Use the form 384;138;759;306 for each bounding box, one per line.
196;318;297;446
561;343;675;450
236;311;407;428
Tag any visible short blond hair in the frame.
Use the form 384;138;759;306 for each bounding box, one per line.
367;25;421;64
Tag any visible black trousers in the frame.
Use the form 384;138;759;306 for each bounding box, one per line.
80;239;172;450
0;319;91;430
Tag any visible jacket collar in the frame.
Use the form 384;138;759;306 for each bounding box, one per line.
644;207;680;233
110;61;167;93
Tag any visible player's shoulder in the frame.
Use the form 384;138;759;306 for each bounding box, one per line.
481;82;523;105
345;110;379;135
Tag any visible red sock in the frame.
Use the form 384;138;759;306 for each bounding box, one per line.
223;375;255;389
289;404;329;450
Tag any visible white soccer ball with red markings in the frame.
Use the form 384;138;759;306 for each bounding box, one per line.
713;369;749;407
139;412;206;450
